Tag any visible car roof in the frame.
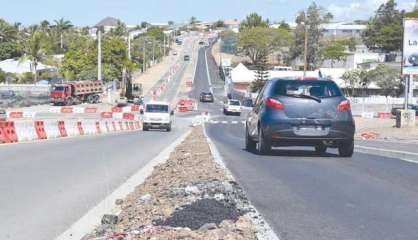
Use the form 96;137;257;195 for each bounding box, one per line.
146;101;169;105
270;77;333;83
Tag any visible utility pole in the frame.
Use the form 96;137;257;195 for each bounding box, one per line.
142;39;146;72
97;29;102;81
303;23;308;78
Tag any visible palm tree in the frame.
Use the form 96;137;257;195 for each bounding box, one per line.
0;19;18;43
21;30;48;83
54;18;73;49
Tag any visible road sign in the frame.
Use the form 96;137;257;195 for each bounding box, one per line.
402;18;418;75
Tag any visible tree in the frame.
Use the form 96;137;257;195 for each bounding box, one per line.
53;18;73;49
190;16;198;25
277;20;290;31
168;21;174;26
320;41;348;67
362;0;403;52
0;19;18;43
238;27;292;65
0;19;22;60
214;20;225;28
220;30;238;54
109;20;127;37
368;64;401;97
141;21;149;29
240;13;268;30
290;3;333;70
252;54;269;92
21;30;50;83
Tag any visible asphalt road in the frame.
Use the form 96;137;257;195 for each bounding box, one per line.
194;45;418;240
0;38;197;240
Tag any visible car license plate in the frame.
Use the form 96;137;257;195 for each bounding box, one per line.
293;126;329;136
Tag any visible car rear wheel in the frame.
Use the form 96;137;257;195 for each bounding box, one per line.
143;126;149;131
315;144;327;155
245;125;256;152
338;140;354;157
257;128;271;155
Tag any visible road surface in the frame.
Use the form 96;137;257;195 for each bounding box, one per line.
193;44;418;240
0;37;197;240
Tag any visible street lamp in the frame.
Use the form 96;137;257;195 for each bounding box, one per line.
97;28;102;81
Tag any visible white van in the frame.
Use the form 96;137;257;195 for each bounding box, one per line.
141;101;174;131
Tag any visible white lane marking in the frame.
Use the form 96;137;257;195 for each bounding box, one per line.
242;121;246;124
56;130;192;240
210;120;219;124
356;145;418;164
204;48;213;92
221;121;228;124
231;121;238;124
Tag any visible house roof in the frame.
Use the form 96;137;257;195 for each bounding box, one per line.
95;17;121;27
231;63;255;83
224;19;240;26
0;59;56;74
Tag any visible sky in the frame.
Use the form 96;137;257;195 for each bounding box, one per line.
0;0;415;26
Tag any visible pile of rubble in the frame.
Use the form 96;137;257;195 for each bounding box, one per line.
85;127;262;240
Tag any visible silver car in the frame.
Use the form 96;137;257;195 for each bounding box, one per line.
0;108;6;121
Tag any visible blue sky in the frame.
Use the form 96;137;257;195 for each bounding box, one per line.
0;0;415;26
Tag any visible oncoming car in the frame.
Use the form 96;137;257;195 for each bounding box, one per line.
245;78;355;157
0;108;6;121
141;101;174;132
224;99;242;116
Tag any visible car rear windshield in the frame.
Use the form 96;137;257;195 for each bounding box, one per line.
273;80;342;98
146;104;169;113
229;100;240;106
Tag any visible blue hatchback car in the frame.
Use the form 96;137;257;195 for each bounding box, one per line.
245;78;355;157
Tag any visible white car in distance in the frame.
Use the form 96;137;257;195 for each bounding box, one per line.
223;99;242;116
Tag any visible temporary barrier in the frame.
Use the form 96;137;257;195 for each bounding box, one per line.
129;122;134;130
113;112;123;119
103;121;110;133
131;105;140;112
82;120;97;135
123;113;134;120
0;121;17;143
95;121;101;134
65;120;80;137
378;112;391;119
14;121;38;142
61;107;73;113
118;121;124;131
112;107;123;112
8;112;23;118
34;121;47;140
58;121;68;137
85;107;98;113
77;121;84;136
100;112;113;118
125;121;130;130
43;120;61;139
111;121;117;132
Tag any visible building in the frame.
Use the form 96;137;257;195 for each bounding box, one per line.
95;17;121;32
321;22;366;38
223;19;240;33
0;59;56;75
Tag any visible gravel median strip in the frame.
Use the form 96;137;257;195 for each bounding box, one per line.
84;126;275;240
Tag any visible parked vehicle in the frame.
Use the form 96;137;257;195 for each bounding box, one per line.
200;92;214;102
50;80;103;105
224;99;242;116
141;101;174;131
245;79;355;157
0;108;6;121
184;55;190;61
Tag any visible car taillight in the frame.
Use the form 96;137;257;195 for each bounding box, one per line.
265;97;284;110
337;100;351;112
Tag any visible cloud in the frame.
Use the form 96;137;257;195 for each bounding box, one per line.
328;0;415;21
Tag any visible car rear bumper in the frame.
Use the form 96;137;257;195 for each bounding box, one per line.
262;121;355;146
143;122;170;129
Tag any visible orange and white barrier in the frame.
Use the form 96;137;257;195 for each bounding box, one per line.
0;118;141;144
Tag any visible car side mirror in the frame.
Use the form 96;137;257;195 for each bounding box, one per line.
170;110;174;115
140;109;144;115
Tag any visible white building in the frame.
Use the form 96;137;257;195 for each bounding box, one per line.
0;59;56;74
223;19;240;33
321;22;366;38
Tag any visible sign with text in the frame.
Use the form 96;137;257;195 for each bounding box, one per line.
403;18;418;75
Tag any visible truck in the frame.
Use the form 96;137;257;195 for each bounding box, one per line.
50;80;103;105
